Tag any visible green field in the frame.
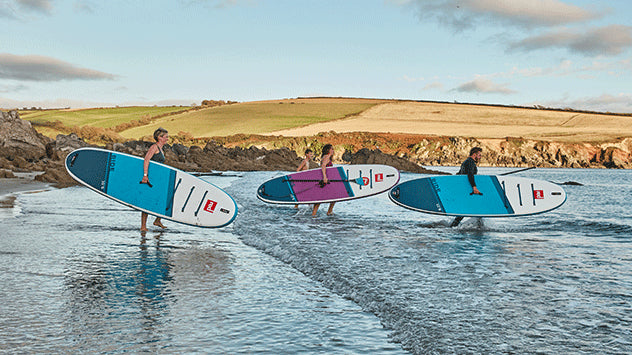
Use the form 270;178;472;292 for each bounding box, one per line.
19;100;380;141
21;106;190;129
118;100;379;139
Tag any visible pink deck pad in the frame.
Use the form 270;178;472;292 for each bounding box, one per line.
290;167;352;202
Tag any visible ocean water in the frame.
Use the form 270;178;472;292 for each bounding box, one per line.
1;167;631;354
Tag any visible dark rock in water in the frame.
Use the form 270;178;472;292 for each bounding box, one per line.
0;169;15;178
559;181;583;186
34;160;77;187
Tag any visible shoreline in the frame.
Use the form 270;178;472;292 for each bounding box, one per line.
0;174;53;208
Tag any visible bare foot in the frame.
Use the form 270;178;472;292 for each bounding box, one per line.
141;226;148;232
153;220;166;229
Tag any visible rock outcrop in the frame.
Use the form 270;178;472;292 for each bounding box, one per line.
1;110;630;189
0;110;50;161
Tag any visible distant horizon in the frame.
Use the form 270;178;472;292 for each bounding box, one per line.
4;96;632;116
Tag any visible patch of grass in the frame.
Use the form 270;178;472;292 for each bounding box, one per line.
22;106;191;130
119;100;379;139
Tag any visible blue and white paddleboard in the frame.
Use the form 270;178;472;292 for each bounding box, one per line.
65;147;237;228
389;175;566;217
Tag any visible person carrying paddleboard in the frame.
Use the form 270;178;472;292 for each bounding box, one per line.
295;148;314;209
140;127;169;232
451;147;483;227
312;144;336;217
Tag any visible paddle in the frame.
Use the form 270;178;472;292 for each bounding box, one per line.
500;167;535;176
283;177;365;186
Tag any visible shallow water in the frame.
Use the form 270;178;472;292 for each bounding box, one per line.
1;168;631;354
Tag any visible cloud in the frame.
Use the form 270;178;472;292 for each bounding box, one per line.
74;1;95;14
535;93;632;113
422;82;444;91
453;77;516;94
0;83;28;93
510;25;632;56
16;0;52;14
0;53;118;81
393;0;599;30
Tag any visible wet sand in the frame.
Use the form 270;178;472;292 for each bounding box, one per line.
0;174;51;208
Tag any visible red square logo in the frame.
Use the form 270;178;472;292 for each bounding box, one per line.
204;199;217;213
533;190;544;199
375;173;383;182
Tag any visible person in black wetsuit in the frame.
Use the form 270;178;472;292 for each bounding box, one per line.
451;147;483;227
140;128;169;232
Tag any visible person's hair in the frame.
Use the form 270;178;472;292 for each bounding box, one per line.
469;147;482;156
153;127;168;141
305;148;313;155
321;144;333;157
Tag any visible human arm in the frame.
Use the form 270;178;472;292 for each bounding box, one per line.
141;144;158;183
297;158;307;172
321;156;330;183
463;159;481;195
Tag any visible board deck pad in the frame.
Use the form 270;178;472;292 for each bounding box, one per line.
389;175;566;217
65;147;237;228
257;165;400;204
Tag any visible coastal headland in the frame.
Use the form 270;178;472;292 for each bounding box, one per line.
1;97;631;190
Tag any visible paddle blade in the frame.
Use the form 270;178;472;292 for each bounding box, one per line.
351;177;364;185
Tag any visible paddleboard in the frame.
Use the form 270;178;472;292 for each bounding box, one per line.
389;175;566;217
65;147;237;228
257;164;400;204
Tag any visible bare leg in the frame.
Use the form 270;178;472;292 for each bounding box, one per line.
326;202;335;216
141;212;148;231
153;217;166;229
312;203;320;217
450;216;464;227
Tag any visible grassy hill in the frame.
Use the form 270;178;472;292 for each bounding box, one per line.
21;106;191;140
19;97;632;145
118;98;383;139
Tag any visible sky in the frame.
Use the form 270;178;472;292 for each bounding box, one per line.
1;0;631;113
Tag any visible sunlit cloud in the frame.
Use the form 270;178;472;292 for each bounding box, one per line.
510;25;632;56
453;77;516;94
0;53;118;81
392;0;600;30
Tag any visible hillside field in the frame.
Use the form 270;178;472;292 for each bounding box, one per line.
18;98;632;144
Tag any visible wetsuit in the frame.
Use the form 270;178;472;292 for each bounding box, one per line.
151;147;165;163
452;156;478;227
457;156;477;189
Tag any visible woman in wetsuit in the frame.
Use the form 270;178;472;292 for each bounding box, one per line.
312;144;336;217
140;127;169;232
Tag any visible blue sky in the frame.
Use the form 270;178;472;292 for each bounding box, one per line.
1;0;631;112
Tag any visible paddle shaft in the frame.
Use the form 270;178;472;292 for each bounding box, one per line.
500;167;535;176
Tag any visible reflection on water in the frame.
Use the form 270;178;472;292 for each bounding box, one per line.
60;232;234;352
1;179;399;354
